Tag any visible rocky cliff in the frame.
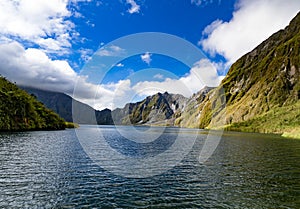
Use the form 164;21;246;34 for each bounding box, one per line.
112;92;188;125
177;11;300;137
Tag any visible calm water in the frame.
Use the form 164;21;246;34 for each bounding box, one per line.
0;125;299;208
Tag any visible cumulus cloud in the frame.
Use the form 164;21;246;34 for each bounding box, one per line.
132;59;223;98
0;41;223;109
116;63;124;67
0;41;76;90
126;0;140;14
0;41;127;110
0;0;76;54
200;0;300;64
97;45;125;57
0;0;225;111
141;52;152;65
191;0;214;6
153;74;164;80
77;48;94;62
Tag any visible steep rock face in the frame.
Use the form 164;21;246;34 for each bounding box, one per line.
219;11;300;124
112;92;188;125
177;11;300;132
220;11;300;125
175;86;215;128
23;87;189;126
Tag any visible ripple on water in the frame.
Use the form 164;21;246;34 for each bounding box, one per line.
0;126;299;208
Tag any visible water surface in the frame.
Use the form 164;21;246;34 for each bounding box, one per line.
0;126;299;208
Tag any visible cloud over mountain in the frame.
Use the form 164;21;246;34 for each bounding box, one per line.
200;0;300;64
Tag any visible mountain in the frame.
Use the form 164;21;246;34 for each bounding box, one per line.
0;77;66;131
23;87;188;126
22;87;78;122
22;87;113;125
112;92;188;125
174;86;215;128
18;11;300;137
176;11;300;137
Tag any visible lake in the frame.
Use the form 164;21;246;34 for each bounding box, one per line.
0;125;299;208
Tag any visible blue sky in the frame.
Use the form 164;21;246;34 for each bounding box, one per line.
0;0;299;109
68;0;235;71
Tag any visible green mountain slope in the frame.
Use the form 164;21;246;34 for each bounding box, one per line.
0;77;66;131
18;10;300;135
220;11;300;122
177;11;300;137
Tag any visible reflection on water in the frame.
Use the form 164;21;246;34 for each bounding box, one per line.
0;126;299;208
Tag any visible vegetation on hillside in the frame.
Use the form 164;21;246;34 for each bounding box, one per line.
14;12;300;139
223;101;300;136
176;12;300;138
0;77;66;131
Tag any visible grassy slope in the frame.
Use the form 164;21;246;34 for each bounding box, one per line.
218;13;300;138
176;12;300;139
223;101;300;138
0;77;66;131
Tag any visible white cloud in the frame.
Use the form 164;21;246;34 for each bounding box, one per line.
200;0;300;64
0;0;226;111
71;0;93;3
141;52;152;65
97;45;125;57
180;59;223;91
191;0;202;6
0;0;75;54
0;41;223;110
0;0;139;110
78;48;94;61
0;41;77;92
86;20;95;27
132;59;223;98
0;41;127;110
116;63;124;67
126;0;140;14
191;0;214;6
153;74;164;80
36;34;73;55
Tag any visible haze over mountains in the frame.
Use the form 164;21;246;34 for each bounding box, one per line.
22;87;113;125
19;11;300;137
22;86;190;126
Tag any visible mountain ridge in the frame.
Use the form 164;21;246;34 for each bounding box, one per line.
176;11;300;137
19;11;300;138
112;91;188;125
22;87;189;126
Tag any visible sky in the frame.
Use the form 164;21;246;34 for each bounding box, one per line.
0;0;299;110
